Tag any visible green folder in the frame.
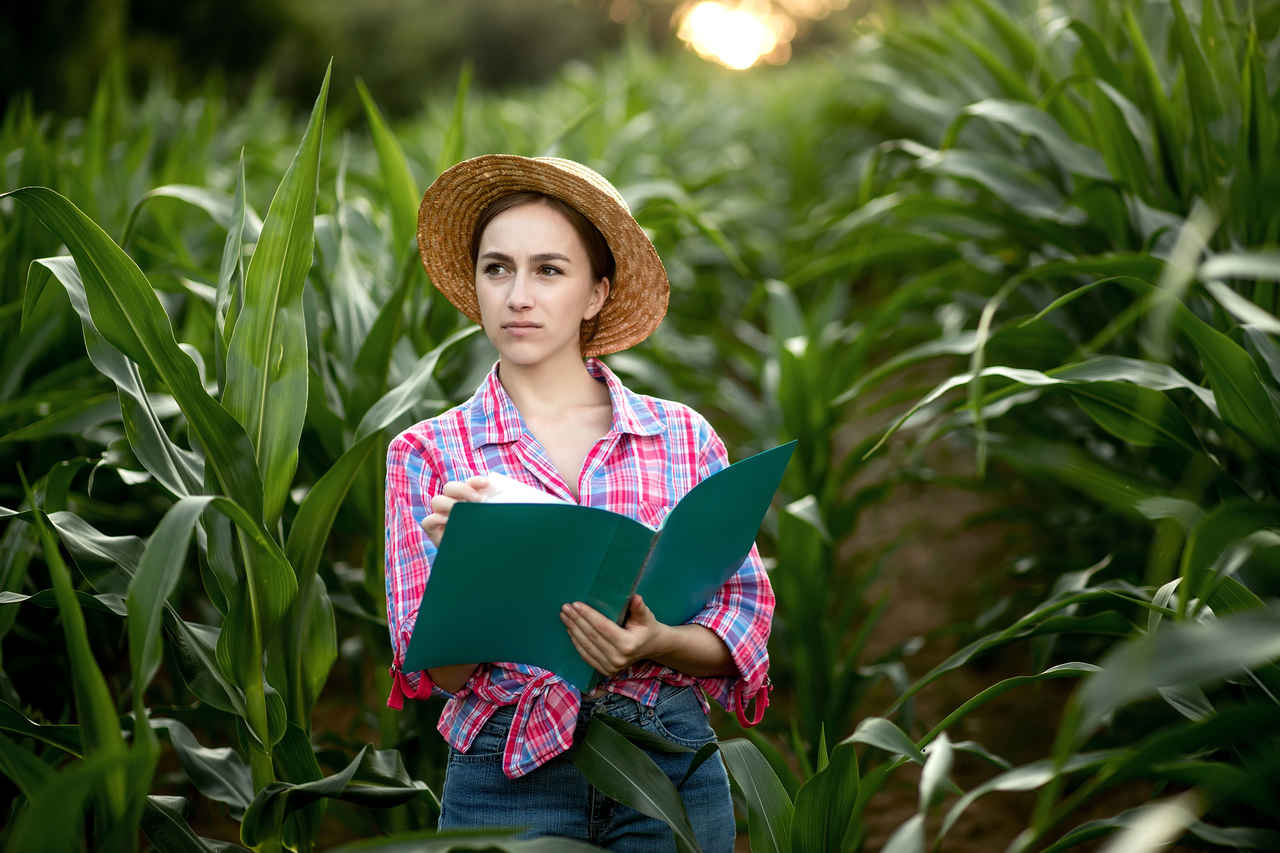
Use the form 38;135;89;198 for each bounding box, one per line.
403;439;797;694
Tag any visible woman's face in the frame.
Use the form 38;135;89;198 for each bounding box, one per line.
473;200;609;366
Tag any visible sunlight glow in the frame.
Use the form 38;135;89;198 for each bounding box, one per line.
675;0;851;69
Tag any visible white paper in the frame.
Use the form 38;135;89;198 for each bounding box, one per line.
479;471;570;504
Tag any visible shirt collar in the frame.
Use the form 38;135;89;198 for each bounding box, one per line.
468;356;666;449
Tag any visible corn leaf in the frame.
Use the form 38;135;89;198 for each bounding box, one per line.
223;63;330;525
4;187;263;517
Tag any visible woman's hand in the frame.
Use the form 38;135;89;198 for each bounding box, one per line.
421;475;490;548
560;594;671;678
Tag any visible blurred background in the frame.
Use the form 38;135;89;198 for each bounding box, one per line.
2;0;873;116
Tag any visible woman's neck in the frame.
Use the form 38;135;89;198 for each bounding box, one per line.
496;351;610;424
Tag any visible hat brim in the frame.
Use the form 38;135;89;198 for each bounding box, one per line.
416;154;669;358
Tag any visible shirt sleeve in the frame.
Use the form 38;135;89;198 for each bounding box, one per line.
684;417;776;714
384;432;451;705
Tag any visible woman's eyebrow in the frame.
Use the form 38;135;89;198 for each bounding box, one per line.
478;250;573;264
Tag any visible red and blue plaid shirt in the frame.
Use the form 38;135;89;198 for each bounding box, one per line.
384;355;775;779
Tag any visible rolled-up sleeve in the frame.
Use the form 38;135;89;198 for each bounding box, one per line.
684;420;775;714
385;433;449;705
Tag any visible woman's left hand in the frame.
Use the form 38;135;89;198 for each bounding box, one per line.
560;594;670;678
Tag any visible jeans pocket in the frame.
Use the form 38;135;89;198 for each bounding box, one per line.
651;688;716;749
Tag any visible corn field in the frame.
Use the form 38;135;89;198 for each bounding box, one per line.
2;0;1279;850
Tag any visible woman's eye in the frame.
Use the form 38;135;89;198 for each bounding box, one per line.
483;262;508;276
539;265;563;276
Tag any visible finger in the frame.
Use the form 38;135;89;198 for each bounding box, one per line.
467;475;490;494
572;601;626;646
429;493;456;515
442;481;484;503
568;622;611;676
562;606;616;674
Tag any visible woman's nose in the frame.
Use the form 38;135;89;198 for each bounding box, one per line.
507;269;534;309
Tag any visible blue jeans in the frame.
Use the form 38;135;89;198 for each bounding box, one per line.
437;682;735;852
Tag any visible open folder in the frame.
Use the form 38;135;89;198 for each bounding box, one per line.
404;439;797;694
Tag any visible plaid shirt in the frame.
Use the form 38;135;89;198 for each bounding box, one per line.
384;355;774;779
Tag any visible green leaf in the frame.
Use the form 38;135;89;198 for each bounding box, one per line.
1069;382;1201;451
918;732;952;812
0;698;83;754
1178;500;1280;617
847;717;925;764
7;744;153;852
31;256;203;495
223;62;330;524
949;100;1110;181
0;731;55;798
25;479;129;819
1076;605;1280;740
569;716;701;853
240;745;429;847
120;183;263;250
142;795;246;853
719;737;794;853
791;738;859;853
151;717;253;819
356;78;419;255
5;187;264;518
128;499;211;720
354;325;481;441
215;152;250;392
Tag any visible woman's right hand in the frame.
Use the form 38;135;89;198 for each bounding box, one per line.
421;475;490;548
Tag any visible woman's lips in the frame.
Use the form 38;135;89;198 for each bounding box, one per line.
503;323;541;336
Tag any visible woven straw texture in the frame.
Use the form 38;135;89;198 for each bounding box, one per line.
417;154;669;357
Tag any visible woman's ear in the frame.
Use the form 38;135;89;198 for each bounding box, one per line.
585;277;610;320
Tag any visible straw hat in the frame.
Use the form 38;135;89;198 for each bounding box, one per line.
416;154;669;357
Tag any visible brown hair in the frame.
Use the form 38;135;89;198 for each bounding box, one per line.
470;191;616;351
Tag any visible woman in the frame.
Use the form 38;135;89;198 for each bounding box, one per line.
384;154;774;851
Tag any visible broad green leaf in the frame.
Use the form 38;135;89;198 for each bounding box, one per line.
948;100;1110;181
119;183;263;250
918;733;953;812
5;187;263;518
6;744;153;853
0;731;54;798
128;499;211;722
25;483;128;819
151;718;253;819
791;738;859;853
142;795;247;853
1178;500;1280;617
240;745;429;847
1203;281;1280;335
720;737;794;853
0;697;82;754
30;256;202;495
354;325;481;441
1069;382;1200;451
223;63;330;524
847;717;925;764
570;716;701;853
1076;605;1280;739
356;78;419;254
